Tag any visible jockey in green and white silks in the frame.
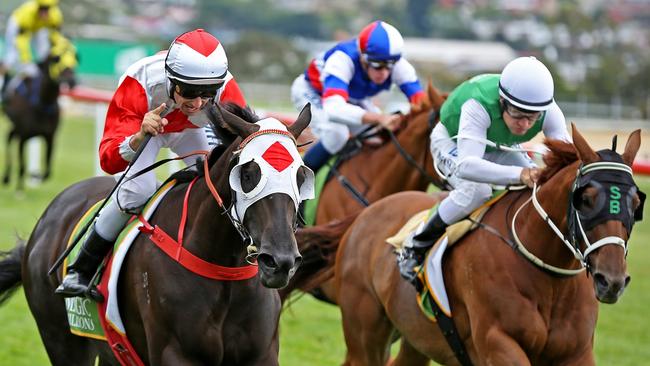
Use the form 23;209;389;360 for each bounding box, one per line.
399;56;571;283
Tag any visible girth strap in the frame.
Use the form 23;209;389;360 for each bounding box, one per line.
429;299;473;366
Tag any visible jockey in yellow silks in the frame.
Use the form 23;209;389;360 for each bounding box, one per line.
1;0;64;97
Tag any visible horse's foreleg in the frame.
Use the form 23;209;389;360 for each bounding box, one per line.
390;339;430;366
3;130;15;185
339;284;394;366
17;137;27;191
476;327;531;366
42;134;54;181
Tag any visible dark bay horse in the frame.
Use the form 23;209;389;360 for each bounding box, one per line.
2;51;77;190
308;125;642;365
281;83;448;302
0;103;313;365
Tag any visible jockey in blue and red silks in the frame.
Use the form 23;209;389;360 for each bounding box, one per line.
56;29;247;299
291;20;426;172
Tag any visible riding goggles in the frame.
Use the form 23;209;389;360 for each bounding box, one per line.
173;81;223;99
504;102;541;122
362;54;396;70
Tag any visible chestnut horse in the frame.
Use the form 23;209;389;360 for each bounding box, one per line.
0;103;313;365
2;52;77;190
319;125;642;365
315;82;447;223
282;83;447;302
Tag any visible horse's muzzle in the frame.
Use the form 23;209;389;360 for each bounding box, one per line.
257;251;303;288
593;271;631;304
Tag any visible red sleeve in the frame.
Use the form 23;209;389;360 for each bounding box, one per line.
409;91;426;105
219;77;247;108
99;76;148;174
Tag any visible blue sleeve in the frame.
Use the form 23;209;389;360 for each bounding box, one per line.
399;80;424;99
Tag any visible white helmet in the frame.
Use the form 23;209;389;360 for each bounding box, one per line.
165;29;228;85
498;56;554;112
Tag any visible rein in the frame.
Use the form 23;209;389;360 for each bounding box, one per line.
386;129;439;185
329;109;439;207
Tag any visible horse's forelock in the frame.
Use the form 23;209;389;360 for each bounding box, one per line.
205;103;260;168
538;138;579;184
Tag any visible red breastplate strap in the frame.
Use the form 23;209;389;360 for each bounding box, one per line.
138;178;258;281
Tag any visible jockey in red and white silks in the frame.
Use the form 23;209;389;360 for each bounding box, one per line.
56;29;247;299
100;54;244;175
290;20;426;172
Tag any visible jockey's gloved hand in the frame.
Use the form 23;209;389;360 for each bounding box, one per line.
377;113;402;131
520;167;540;188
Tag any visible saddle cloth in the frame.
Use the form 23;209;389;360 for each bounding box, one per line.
63;180;176;343
387;191;507;319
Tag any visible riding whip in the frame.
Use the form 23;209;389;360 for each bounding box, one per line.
48;133;153;275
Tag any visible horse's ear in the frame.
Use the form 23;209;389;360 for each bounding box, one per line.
571;123;599;164
622;129;641;167
427;78;447;111
288;103;311;139
209;103;258;138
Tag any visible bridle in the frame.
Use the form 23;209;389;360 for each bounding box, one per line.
510;156;644;276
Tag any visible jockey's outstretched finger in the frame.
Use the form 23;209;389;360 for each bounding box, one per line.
151;103;168;115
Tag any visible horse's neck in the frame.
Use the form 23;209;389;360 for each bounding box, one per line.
181;161;247;267
366;114;431;195
516;166;579;268
40;75;59;105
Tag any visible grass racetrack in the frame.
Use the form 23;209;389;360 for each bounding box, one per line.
0;113;649;365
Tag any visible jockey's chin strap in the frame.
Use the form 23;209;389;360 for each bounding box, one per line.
511;161;635;276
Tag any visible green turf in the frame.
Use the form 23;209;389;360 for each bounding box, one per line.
0;113;648;365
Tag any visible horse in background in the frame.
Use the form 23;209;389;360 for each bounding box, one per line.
281;82;448;302
319;125;643;365
315;81;447;223
2;42;77;191
0;104;313;365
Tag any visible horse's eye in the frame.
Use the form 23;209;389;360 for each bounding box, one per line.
575;186;598;212
296;166;306;188
240;162;261;193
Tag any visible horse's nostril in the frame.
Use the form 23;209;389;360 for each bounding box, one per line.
258;254;277;269
625;275;631;288
594;273;608;289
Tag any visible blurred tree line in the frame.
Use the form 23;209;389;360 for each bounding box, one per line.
186;0;650;116
4;0;647;116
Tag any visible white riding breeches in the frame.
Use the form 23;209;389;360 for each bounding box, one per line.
94;129;210;241
431;136;532;224
291;76;367;154
3;18;50;72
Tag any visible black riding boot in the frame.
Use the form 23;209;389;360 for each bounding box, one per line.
398;213;448;284
55;226;114;300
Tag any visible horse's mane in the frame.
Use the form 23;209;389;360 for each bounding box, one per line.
168;103;260;183
538;138;578;184
206;102;260;167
